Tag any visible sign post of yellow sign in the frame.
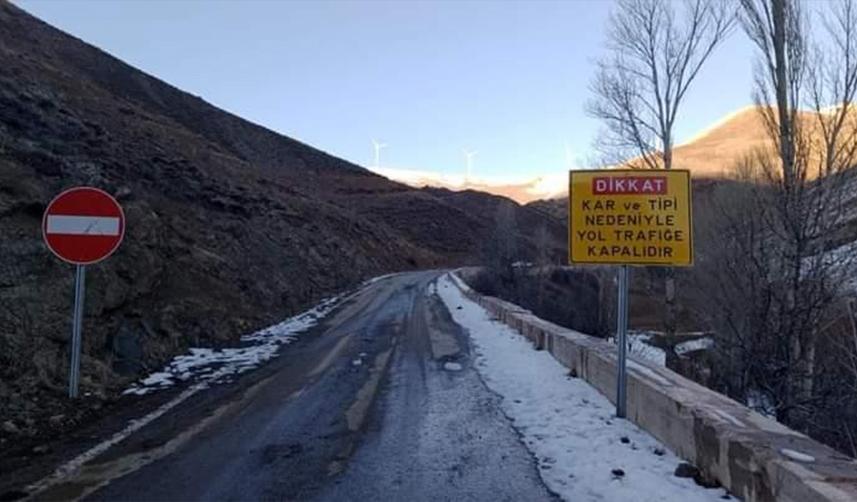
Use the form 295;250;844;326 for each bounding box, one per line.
568;169;693;266
568;168;693;419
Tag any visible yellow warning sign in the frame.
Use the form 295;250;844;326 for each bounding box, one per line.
568;169;693;266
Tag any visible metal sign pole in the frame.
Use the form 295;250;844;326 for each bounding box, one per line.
68;264;86;399
616;265;629;418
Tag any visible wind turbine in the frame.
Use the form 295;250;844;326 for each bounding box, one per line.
372;139;387;168
464;150;477;183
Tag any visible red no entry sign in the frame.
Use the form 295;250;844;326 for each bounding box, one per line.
42;187;125;265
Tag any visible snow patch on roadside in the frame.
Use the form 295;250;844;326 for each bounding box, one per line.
28;287;350;498
436;274;730;502
123;295;343;396
443;361;463;371
675;337;714;356
747;389;776;418
626;332;666;366
781;448;816;463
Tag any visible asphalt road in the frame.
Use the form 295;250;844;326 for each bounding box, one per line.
31;271;556;501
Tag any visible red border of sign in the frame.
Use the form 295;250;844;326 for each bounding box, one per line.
42;186;126;266
567;169;694;267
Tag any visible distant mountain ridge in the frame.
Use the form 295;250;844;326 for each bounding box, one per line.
381;105;835;203
370;166;568;205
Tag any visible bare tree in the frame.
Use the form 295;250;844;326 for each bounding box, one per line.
693;0;857;432
744;0;857;425
480;201;520;294
589;0;735;337
692;162;788;413
534;224;552;311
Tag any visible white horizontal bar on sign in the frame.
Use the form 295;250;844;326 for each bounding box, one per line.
46;215;120;236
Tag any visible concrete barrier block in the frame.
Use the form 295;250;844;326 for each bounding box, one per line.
515;314;541;348
450;271;857;502
625;371;697;462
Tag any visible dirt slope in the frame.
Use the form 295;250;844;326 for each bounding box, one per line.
0;2;562;447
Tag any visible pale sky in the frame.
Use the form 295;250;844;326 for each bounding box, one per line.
18;0;755;182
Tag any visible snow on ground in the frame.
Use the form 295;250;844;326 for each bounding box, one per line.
614;332;716;365
675;337;714;356
625;332;666;366
801;237;857;295
824;241;857;294
781;448;816;463
436;274;731;502
124;274;404;395
746;389;777;418
123;294;344;396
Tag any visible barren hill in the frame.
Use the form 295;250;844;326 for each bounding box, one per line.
649;105;840;177
0;1;564;443
390;105;857;204
526;105;855;216
376;106;783;203
669;106;771;176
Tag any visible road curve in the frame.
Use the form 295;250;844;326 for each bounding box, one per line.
33;271;556;502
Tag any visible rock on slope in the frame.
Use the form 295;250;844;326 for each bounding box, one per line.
0;2;564;446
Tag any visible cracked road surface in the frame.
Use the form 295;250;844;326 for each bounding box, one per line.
30;271;556;501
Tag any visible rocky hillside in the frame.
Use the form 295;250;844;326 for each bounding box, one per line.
0;2;564;446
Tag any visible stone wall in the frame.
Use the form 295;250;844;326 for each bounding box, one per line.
451;270;857;502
